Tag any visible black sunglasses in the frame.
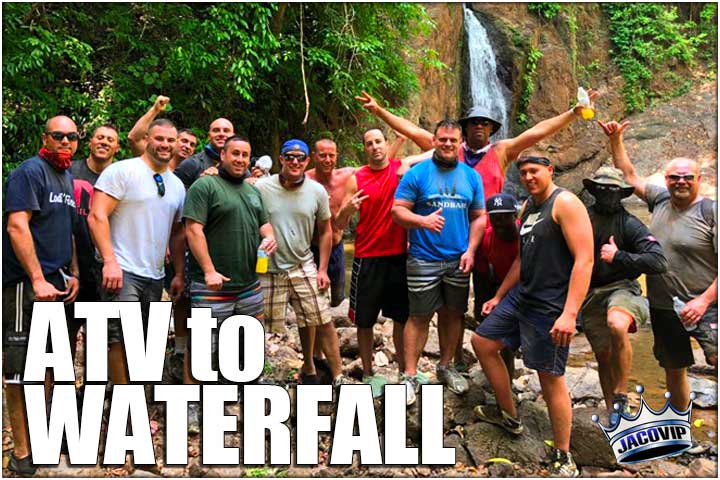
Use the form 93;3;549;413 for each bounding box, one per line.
666;174;696;182
153;173;165;197
284;154;307;163
46;131;80;141
469;118;493;127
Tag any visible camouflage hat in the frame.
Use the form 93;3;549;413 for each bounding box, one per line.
583;166;635;198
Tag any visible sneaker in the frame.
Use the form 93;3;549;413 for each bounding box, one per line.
401;374;419;406
362;373;388;398
437;365;469;395
169;352;185;382
415;370;430;384
546;448;580;477
454;362;469;375
473;405;524;435
299;371;320;385
8;453;37;476
187;403;201;435
609;393;631;426
313;357;333;384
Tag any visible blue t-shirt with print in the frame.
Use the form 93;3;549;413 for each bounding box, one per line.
395;159;485;261
2;156;77;287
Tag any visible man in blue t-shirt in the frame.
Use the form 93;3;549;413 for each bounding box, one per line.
392;119;487;405
2;116;81;475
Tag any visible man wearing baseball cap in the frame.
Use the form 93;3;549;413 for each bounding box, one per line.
580;166;667;426
255;139;347;387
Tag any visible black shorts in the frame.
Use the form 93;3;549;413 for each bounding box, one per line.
650;307;718;369
349;254;409;328
2;272;81;382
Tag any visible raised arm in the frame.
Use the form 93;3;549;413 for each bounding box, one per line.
398;149;434;175
335;174;361;230
87;191;122;291
387;132;407;160
355;91;434;151
128;95;170;156
598;120;647;201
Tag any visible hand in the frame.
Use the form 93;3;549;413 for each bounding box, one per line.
481;296;501;316
394;131;407;141
680;296;710;328
459;250;474;273
422;208;445;233
259;236;277;256
204;271;229;291
572;88;600;117
598;120;630;141
549;312;576;347
344;189;370;215
251;167;264;178
354;91;380;115
32;278;67;301
200;166;219;177
153;95;170;112
246;176;258;185
317;270;330;291
169;274;185;300
600;235;619;264
102;261;123;292
64;276;80;304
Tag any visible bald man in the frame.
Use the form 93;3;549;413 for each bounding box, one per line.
175;117;235;189
602;120;717;413
2;116;81;474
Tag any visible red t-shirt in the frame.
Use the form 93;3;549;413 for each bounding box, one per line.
459;143;504;199
474;222;520;282
354;159;407;258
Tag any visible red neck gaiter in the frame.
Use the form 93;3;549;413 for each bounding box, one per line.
39;147;73;171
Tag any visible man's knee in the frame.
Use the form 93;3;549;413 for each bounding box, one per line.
471;333;503;358
607;309;633;338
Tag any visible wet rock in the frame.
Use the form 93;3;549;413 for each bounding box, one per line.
445;432;475;467
487;461;515;477
571;407;617;468
581;466;634;477
687;458;717;477
336;327;382;357
689;377;718;408
514;367;604;402
423;327;441;357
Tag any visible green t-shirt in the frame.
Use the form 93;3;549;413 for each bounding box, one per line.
183;176;269;289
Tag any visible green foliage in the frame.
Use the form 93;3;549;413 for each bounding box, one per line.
528;3;562;20
516;46;543;126
246;468;273;478
697;4;718;61
2;3;437;173
603;3;707;113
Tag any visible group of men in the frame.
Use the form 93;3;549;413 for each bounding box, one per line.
2;88;716;477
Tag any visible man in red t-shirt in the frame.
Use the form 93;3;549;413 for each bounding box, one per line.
335;128;421;397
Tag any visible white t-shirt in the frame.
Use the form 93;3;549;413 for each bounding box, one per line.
94;157;185;279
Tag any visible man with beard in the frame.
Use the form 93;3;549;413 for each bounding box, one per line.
89;119;186;387
175;117;234;189
256;140;347;387
602;120;717;413
183;135;276;430
392;120;487;405
71;125;120;303
579;166;667;426
2;116;81;475
128;95;198;171
471;154;593;476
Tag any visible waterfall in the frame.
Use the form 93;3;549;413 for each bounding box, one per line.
463;6;510;140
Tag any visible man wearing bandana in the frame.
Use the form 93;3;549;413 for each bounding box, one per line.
580;166;667;426
2;116;81;475
174;117;235;189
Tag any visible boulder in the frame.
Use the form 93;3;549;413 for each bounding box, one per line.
336;327;382;357
688;377;718;408
570;407;617;468
687;458;717;477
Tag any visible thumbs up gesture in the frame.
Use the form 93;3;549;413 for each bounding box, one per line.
600;235;619;263
423;208;445;233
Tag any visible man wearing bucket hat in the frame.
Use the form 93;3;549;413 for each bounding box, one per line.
355;90;598;199
580;165;667;426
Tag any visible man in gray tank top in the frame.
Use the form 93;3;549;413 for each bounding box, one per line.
470;154;594;477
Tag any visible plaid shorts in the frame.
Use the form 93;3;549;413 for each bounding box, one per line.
260;259;332;333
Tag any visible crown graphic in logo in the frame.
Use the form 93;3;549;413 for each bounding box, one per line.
592;386;695;464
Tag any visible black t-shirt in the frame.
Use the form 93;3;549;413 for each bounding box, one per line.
174;150;217;189
70;159;101;292
3;156;77;287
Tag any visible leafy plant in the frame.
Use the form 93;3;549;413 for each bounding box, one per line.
528;3;562;20
516;46;543;126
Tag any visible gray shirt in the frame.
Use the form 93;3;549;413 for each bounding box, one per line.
645;183;717;309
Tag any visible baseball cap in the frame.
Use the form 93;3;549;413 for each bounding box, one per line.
281;139;309;156
486;193;518;215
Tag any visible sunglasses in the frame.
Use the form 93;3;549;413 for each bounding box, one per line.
284;154;307;163
591;184;622;192
469;118;493;127
666;174;696;182
46;131;80;141
153;173;165;197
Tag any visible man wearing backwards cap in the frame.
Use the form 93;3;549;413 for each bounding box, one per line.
579;166;667;426
356;90;598;199
472;153;593;476
255;139;347;387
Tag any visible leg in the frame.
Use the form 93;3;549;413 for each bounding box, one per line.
404;256;443;376
607;309;633;397
538;372;572;452
317;322;343;378
500;348;515;382
437;307;463;367
472;334;516;416
298;326;318;376
5;385;30;458
665;367;690;411
393;321;406;373
594;349;615;412
358;327;375;376
403;315;432;376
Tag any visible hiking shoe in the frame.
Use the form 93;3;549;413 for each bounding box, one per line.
8;453;37;476
299;371;320;385
169;352;185;382
473;405;524;435
609;393;631;426
362;373;388;398
454;362;469;375
415;370;430;384
546;448;580;477
437;365;469;395
313;357;333;384
332;375;351;388
187;403;201;435
401;374;419;406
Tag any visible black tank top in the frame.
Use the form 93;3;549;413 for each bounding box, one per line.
519;188;574;315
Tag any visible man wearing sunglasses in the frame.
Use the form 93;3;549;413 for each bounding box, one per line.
255;140;347;388
579;166;667;426
2;115;81;475
89;119;186;388
601;120;717;413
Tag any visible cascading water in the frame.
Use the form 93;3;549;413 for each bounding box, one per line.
463;6;510;140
